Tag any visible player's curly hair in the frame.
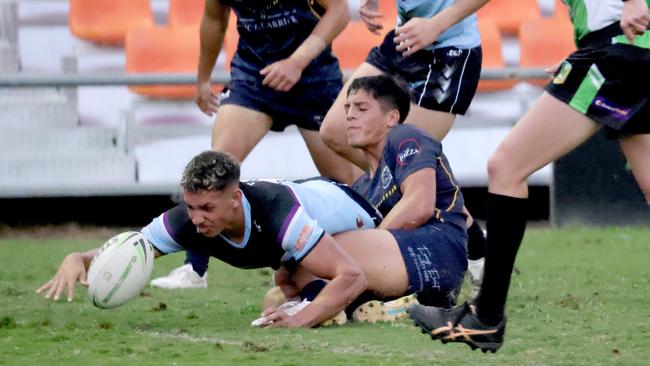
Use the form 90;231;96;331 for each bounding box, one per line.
181;150;240;193
347;75;412;123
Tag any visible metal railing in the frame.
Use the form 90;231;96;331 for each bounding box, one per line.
0;68;550;87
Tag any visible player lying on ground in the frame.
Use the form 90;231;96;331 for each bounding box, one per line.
408;0;650;353
157;0;359;290
37;150;379;328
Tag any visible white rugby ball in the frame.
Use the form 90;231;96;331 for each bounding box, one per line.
87;231;154;309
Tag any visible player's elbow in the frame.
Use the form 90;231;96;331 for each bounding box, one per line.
343;266;367;300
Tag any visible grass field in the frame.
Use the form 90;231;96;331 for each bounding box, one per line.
1;226;649;365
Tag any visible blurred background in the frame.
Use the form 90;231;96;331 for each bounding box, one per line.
1;0;646;226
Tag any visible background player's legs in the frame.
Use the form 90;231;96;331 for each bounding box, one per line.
298;128;364;185
320;62;384;170
619;134;650;204
211;104;274;159
404;106;455;141
477;92;600;324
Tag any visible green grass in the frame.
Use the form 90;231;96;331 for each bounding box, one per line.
1;226;649;365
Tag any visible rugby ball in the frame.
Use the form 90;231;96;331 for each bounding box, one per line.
87;231;154;309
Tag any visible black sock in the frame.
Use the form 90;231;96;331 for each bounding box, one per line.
300;280;327;301
475;193;527;326
467;220;486;260
185;251;209;277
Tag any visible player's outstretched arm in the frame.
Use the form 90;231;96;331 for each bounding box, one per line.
35;248;98;303
263;234;366;328
36;244;163;303
260;0;349;91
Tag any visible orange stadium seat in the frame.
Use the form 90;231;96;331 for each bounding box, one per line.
519;17;576;86
477;0;541;35
552;0;571;20
69;0;154;45
476;18;516;92
126;26;206;100
169;0;205;28
332;21;384;71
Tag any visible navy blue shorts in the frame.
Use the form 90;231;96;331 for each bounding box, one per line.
390;221;467;307
219;77;342;132
366;30;482;115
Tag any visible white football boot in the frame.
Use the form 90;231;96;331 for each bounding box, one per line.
149;264;208;289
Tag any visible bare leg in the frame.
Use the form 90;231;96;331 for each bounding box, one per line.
332;229;409;298
211;104;273;160
299;128;364;185
405;106;456;141
488;92;601;197
477;92;601;324
619;134;650;204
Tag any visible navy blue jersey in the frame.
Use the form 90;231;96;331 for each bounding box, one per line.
142;179;380;270
221;0;342;83
352;124;466;228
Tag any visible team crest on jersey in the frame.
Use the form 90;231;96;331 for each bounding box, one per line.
381;166;393;189
397;138;421;166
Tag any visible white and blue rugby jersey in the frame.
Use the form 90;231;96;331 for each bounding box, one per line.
397;0;480;49
141;178;381;269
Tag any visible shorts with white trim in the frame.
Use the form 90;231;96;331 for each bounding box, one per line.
366;30;482;115
545;27;650;139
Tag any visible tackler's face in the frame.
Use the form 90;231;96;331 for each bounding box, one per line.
344;89;394;150
183;186;240;238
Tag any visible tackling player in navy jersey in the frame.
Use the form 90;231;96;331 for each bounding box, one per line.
262;75;470;325
319;0;492;300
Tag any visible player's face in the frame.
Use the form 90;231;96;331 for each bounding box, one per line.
344;90;393;149
183;187;240;238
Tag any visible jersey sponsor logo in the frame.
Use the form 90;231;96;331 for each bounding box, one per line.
253;220;262;232
381;166;393;189
294;224;313;252
219;89;231;102
593;96;631;121
553;61;572;85
446;49;463;57
397;138;421;166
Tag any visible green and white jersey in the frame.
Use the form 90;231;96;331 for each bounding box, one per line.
564;0;650;42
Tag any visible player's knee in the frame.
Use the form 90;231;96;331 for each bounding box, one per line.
487;148;518;189
319;120;345;153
